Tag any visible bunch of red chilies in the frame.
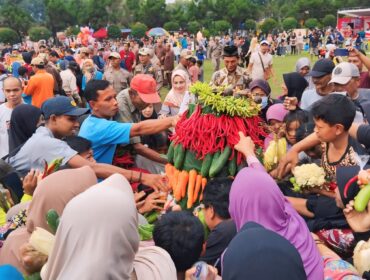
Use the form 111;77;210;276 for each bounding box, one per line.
171;105;267;165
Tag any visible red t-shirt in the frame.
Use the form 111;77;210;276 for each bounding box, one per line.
360;71;370;89
119;50;135;72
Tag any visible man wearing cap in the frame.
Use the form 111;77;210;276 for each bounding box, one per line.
174;49;192;79
80;79;176;175
210;45;251;90
209;37;223;72
114;74;168;173
347;47;370;89
248;40;273;81
103;52;132;94
300;59;335;111
0;77;23;157
92;47;105;72
24;57;54;108
134;47;163;92
8;95;168;191
329;62;370;123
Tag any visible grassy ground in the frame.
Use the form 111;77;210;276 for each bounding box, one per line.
160;52;318;99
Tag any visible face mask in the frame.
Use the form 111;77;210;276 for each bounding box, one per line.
261;96;268;109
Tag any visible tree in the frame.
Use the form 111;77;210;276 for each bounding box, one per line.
245;19;256;31
130;22;147;38
0;3;34;35
164;21;180;32
188;21;200;35
44;0;74;34
214;20;231;33
107;25;122;39
137;0;167;28
260;18;278;34
322;14;336;27
0;27;20;44
28;26;52;41
305;18;319;29
282;17;298;30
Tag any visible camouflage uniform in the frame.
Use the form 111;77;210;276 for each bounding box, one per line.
134;63;163;92
210;66;251;90
103;67;132;94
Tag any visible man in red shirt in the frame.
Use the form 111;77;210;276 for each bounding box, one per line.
119;42;136;72
348;47;370;89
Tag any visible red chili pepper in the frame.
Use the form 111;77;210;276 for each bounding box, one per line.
344;175;358;198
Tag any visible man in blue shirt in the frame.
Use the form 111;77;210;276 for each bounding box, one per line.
79;78;177;172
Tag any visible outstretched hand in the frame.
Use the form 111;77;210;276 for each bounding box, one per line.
343;200;370;233
234;131;255;158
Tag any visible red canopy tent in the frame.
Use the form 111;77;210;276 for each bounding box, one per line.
93;28;108;39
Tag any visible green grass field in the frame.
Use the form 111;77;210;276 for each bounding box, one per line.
160;52;318;99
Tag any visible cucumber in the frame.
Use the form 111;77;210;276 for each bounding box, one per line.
228;156;237;177
354;185;370;212
209;147;231;177
200;154;214;177
167;142;175;164
46;209;60;234
183;150;202;172
174;144;186;170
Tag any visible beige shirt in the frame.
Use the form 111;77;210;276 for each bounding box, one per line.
103;67;132;94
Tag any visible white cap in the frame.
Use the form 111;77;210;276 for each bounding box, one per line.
260;40;270;46
329;62;360;85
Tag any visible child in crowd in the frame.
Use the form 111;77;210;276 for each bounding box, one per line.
284;109;310;147
264;103;289;151
64;136;96;163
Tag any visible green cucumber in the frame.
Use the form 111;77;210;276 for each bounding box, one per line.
183;150;202;172
174;144;186;170
201;153;214;177
46;209;60;234
354;185;370;212
228;156;237;177
209;147;231;177
167;142;175;164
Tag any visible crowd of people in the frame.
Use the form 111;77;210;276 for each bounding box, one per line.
0;28;369;279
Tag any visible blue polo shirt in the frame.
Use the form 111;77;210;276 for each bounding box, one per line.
79;115;132;164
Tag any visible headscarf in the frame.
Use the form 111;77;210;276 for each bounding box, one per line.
44;174;139;280
222;222;306;280
164;69;190;108
134;246;177;280
266;103;288;122
8;104;42;152
283;72;309;102
229;168;323;280
295;57;311;73
0;166;97;274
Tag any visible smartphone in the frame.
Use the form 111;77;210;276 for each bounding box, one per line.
334;48;349;57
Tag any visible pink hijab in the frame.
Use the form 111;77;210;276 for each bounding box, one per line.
229;167;323;280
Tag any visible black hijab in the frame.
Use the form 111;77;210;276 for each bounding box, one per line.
222;222;306;280
8;104;41;151
283;72;309;102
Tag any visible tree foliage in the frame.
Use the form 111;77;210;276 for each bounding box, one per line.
187;21;201;34
164;21;180;32
322;14;336;27
305;18;319;29
0;27;20;44
130;22;147;38
245;19;257;31
214;20;231;34
107;25;122;39
0;3;34;35
260;18;278;34
28;26;52;41
282;17;298;30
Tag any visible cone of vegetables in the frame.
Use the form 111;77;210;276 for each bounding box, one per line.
165;82;266;210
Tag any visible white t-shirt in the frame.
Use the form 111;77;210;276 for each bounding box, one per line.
249;51;273;80
0;103;13;158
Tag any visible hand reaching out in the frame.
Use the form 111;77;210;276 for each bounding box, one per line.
234;132;255;158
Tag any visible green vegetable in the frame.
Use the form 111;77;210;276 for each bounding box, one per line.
209;147;231;177
183;150;202;172
24;272;41;280
138;224;155;241
197;209;210;240
46;209;60;234
354;185;370;212
228;156;237;177
167;142;175;164
174;144;186;170
289;177;301;192
200;153;213;177
187;103;196;118
145;211;159;224
237;161;247;172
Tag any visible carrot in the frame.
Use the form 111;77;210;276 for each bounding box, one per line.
165;164;174;189
173;169;181;201
193;174;203;203
187;170;197;209
199;178;208;201
179;170;189;199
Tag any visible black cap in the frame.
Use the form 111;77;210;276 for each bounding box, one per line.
223;45;239;57
336;165;360;206
41;96;89;119
49;50;60;58
309;59;335;78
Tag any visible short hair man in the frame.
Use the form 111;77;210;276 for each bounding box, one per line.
210;45;251;90
0;77;23;157
347;47;370;89
103;52;132;94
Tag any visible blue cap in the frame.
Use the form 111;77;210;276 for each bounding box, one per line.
41;96;89;119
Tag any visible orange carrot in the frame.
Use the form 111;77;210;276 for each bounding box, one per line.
193;174;203;203
187;170;197;208
173;169;181;201
199;178;208;201
165;164;175;189
179;170;189;199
